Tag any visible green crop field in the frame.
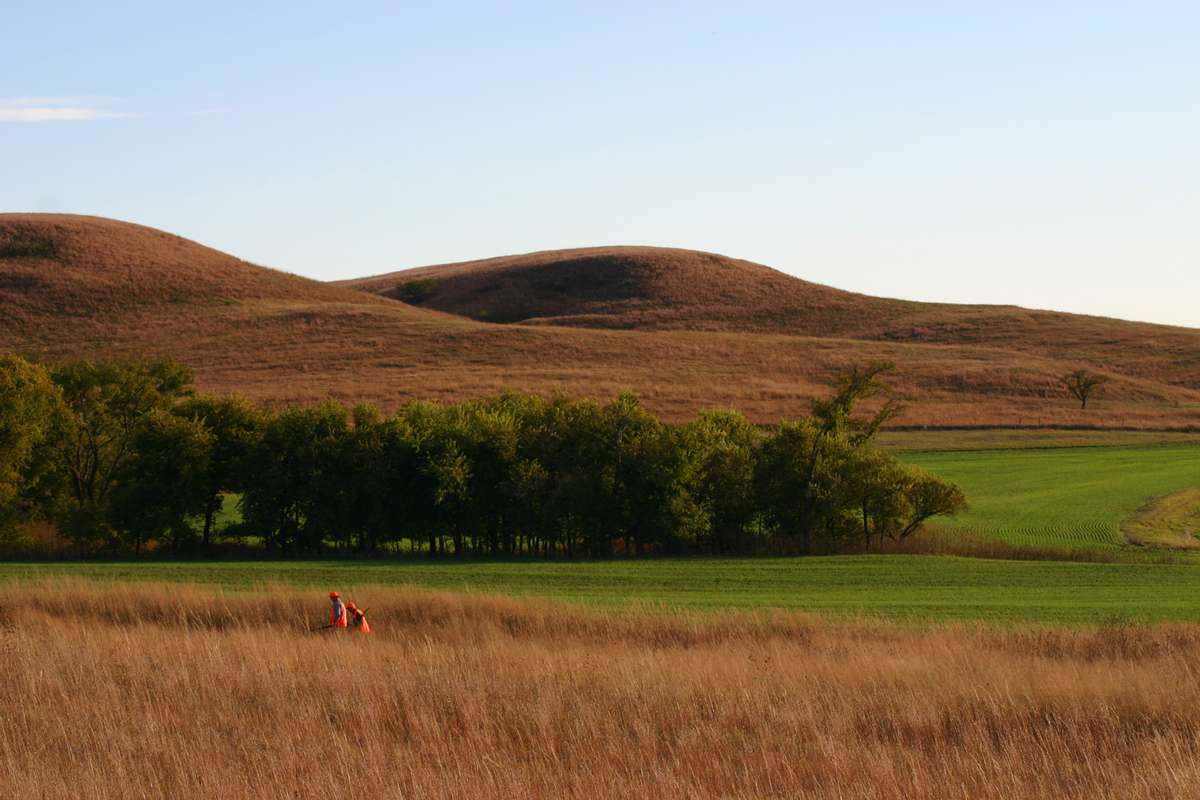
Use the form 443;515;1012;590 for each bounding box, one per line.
904;444;1200;548
6;555;1200;623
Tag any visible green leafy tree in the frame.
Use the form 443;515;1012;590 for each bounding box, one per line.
450;400;522;555
110;410;214;554
0;356;62;539
792;362;901;552
519;396;608;557
506;457;551;554
240;402;349;553
755;420;827;549
681;410;760;554
839;448;908;550
755;364;901;553
604;394;660;555
336;404;391;553
888;468;968;542
174;394;265;548
395;401;467;555
0;355;970;560
46;359;194;549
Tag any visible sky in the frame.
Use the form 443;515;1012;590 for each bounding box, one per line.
2;2;1197;327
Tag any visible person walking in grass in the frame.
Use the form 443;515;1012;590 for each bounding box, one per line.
346;601;370;634
329;591;348;630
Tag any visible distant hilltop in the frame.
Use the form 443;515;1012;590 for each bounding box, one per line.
2;213;1198;428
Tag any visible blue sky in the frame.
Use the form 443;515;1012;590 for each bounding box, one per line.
3;2;1197;327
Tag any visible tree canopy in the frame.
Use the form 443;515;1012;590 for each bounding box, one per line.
0;355;966;557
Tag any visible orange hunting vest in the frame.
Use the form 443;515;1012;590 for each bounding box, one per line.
351;609;370;634
331;600;348;628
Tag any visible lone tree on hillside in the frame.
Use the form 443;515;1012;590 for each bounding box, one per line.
1060;369;1108;410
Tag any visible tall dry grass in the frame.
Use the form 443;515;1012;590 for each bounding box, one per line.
3;581;1200;799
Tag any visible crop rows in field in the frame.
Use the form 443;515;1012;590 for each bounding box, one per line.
904;444;1200;548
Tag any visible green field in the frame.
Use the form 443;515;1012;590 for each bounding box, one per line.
7;555;1200;623
879;428;1200;452
6;439;1198;625
206;438;1198;552
904;444;1200;548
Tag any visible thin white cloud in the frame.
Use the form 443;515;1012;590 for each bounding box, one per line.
2;96;116;105
0;97;129;123
0;107;126;122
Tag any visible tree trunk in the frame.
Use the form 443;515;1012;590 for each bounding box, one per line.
862;501;870;550
202;492;218;549
798;440;823;555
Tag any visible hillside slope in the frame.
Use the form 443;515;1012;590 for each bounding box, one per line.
0;213;421;326
344;246;1200;390
341;246;913;335
2;215;1198;428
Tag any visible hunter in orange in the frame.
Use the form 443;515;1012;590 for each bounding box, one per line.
329;591;348;629
346;601;370;634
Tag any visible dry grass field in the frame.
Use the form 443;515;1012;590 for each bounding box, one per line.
3;213;1199;428
5;581;1200;799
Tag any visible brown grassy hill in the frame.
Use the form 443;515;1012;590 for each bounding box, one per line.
2;215;1198;429
0;213;411;325
341;246;913;335
343;247;1200;392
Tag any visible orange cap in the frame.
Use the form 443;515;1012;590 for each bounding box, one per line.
346;601;357;610
329;591;339;599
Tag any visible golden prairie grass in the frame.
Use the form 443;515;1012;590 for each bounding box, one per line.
4;580;1200;799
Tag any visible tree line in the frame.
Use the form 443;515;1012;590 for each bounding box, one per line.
0;355;965;557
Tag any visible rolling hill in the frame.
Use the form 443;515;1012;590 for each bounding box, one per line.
344;246;1200;392
341;246;909;335
2;213;1198;428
